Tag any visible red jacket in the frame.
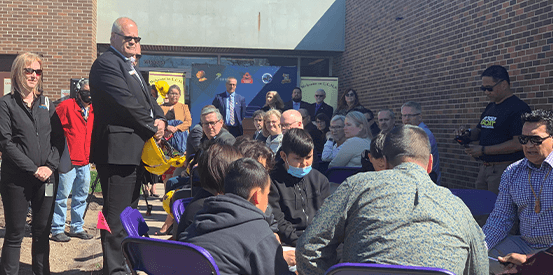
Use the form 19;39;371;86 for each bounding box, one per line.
56;99;94;166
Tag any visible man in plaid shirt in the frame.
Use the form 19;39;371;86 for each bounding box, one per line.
483;109;553;274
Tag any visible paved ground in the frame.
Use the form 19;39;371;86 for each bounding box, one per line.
0;182;168;274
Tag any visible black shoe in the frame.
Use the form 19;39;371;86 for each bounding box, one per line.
51;233;71;242
68;231;94;240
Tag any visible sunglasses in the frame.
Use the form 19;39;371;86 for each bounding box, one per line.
24;68;42;76
480;80;504;92
114;32;142;43
518;134;552;145
315;95;325;98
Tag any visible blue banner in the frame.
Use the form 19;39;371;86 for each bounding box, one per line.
189;65;298;125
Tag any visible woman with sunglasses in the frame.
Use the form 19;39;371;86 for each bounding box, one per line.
0;52;65;275
334;88;365;116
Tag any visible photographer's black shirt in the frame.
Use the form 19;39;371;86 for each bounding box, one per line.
477;95;530;163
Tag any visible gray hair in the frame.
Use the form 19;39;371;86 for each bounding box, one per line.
379;109;395;120
315;89;326;95
252;109;265;119
401;101;422;113
382;125;430;167
298;108;310;120
201;106;223;121
346;111;372;139
331;115;346;124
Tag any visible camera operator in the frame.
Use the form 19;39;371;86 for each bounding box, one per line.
454;65;530;194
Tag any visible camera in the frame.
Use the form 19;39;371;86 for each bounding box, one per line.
454;129;472;147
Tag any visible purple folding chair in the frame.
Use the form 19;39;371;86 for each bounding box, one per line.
120;206;150;238
325;166;361;184
172;197;193;225
122;236;220;275
325;263;456;275
449;189;497;216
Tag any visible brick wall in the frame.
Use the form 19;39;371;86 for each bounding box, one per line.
334;0;553;188
0;0;97;100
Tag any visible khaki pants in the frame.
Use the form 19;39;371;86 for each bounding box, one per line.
475;162;512;194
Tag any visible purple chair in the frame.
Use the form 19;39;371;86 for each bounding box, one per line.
122;236;220;275
325;263;456;275
325;166;361;184
449;189;497;216
172;197;193;225
120;206;150;238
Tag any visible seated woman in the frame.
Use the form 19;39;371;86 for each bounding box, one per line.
329;111;372;168
261;90;285;113
251;109;267;143
263;109;283;153
321;115;347;162
334;89;365;116
175;143;242;236
161;85;192;153
315;113;330;140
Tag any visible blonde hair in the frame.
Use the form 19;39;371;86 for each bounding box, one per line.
346;111;372;139
11;52;43;96
262;109;282;136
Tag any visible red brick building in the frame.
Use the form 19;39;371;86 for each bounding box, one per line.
333;0;553;188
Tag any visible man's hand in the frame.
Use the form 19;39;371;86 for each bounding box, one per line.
283;250;296;266
154;119;165;140
34;166;53;182
167;125;178;134
326;131;333;140
464;144;484;158
454;125;469;137
496;253;531;274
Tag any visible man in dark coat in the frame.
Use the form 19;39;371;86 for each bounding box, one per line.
89;17;166;275
212;77;246;137
308;89;333;121
284;87;310;111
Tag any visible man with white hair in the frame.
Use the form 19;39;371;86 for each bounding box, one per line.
308;89;333;121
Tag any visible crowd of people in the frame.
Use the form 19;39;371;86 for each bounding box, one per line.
0;16;551;275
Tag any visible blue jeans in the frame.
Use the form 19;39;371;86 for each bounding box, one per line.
51;164;91;235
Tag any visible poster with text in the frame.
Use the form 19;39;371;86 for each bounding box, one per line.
189;65;298;125
148;72;186;105
300;77;339;111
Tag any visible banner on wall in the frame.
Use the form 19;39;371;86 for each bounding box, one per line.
300;77;339;111
148;72;186;105
189;65;298;125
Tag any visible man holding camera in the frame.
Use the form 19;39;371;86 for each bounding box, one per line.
455;65;530;194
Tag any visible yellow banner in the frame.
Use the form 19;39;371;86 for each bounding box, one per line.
148;72;186;105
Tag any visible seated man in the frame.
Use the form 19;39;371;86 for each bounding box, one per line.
297;125;488;275
483;109;553;274
269;128;330;247
179;158;291;275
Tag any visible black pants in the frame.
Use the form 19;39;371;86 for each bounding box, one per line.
97;164;142;275
0;172;57;275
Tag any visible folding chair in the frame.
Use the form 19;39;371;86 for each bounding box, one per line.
120;206;150;237
172;197;193;225
325;166;361;184
122;236;220;275
449;189;497;216
325;263;456;275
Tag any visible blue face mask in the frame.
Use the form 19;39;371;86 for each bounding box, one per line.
285;157;312;178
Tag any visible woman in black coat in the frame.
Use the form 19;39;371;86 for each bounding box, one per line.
0;52;65;275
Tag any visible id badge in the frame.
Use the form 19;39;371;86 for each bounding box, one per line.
45;182;54;197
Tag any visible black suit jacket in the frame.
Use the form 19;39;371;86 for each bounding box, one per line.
308;102;334;121
284;100;310;111
89;47;165;166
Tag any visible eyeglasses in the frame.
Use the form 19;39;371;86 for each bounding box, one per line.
345;93;355;97
480;80;504;92
329;126;344;130
280;121;298;128
201;120;221;127
114;32;142;43
518;134;552;145
315;95;324;98
24;68;42;76
401;113;420;119
167;93;179;96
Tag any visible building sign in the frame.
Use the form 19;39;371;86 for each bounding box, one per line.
148;72;186;105
300;77;339;110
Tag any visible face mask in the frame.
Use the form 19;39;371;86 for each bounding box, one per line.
79;90;91;103
285;156;312;178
